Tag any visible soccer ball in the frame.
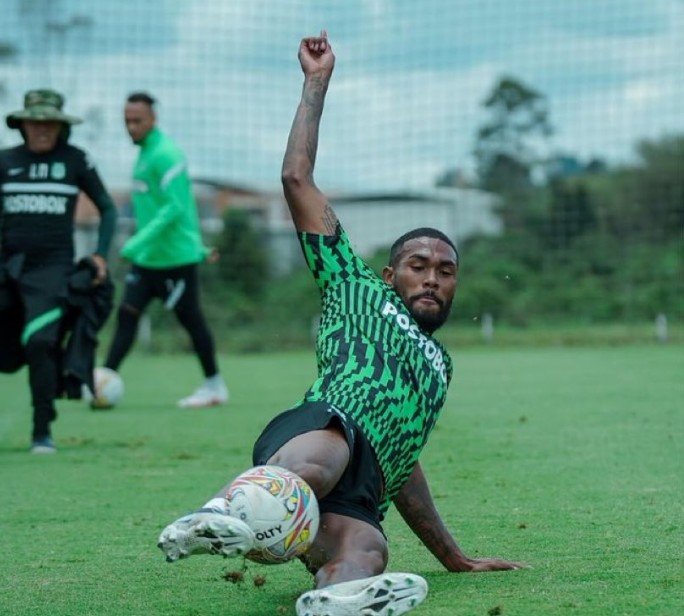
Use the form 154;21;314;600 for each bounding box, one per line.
225;465;319;565
84;367;124;409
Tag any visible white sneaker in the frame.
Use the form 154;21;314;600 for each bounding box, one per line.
31;437;57;455
177;381;229;408
157;508;255;562
295;573;428;616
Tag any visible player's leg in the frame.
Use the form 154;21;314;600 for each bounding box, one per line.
169;264;228;408
19;265;70;453
297;572;428;616
294;446;428;615
204;425;350;501
296;514;427;616
157;403;345;562
157;508;255;562
24;319;61;452
264;426;351;498
0;272;25;373
287;421;387;582
305;512;388;584
104;265;153;371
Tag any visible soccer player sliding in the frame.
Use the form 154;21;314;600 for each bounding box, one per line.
158;30;525;616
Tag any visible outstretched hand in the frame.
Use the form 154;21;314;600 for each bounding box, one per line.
298;30;335;78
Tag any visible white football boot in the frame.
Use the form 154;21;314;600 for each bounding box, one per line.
177;378;229;408
295;572;428;616
30;437;57;455
157;508;254;562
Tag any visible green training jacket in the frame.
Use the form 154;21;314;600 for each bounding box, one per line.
121;127;210;268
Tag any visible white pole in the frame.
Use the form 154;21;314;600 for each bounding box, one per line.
481;312;494;343
137;314;152;349
655;313;668;343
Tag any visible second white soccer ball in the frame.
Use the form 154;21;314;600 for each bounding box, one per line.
225;465;319;564
84;367;124;409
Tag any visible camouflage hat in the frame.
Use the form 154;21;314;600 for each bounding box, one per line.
6;89;83;129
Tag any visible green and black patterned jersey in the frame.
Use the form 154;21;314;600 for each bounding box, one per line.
299;226;453;515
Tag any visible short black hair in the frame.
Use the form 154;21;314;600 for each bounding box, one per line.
127;91;156;107
389;227;459;266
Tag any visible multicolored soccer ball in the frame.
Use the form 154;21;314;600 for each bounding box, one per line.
84;367;124;409
224;465;319;564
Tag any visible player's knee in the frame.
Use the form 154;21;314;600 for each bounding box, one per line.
266;429;349;498
364;542;389;574
268;459;335;498
350;525;388;572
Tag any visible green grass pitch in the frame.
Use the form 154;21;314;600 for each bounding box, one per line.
0;345;682;615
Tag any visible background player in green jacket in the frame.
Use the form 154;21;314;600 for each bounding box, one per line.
103;92;228;409
156;32;524;616
0;89;117;453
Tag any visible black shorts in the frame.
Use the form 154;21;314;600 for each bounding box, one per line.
252;401;386;534
0;257;71;340
122;264;200;313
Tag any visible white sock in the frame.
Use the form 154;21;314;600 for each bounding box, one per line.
202;497;228;513
205;374;225;389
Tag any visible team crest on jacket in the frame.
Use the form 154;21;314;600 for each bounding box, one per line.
51;162;66;180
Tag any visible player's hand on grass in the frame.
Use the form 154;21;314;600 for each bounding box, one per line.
460;557;528;572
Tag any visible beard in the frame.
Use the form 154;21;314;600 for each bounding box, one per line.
404;290;453;334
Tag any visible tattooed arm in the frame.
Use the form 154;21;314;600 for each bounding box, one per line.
393;462;525;572
281;31;339;235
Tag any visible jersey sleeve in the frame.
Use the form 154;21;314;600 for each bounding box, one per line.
75;149;117;258
76;149;108;200
298;225;378;292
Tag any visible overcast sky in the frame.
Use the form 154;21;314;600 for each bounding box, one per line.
1;0;682;191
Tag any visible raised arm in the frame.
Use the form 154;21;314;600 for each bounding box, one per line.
393;461;526;572
281;31;339;235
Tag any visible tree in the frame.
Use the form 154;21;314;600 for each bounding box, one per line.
589;134;684;244
547;178;596;249
474;76;553;192
632;135;684;240
213;208;269;300
0;42;17;60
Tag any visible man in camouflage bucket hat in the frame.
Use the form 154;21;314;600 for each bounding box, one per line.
0;88;117;453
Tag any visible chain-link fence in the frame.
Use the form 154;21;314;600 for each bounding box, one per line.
2;0;682;339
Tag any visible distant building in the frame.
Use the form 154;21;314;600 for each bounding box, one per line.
329;187;503;257
255;186;503;275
